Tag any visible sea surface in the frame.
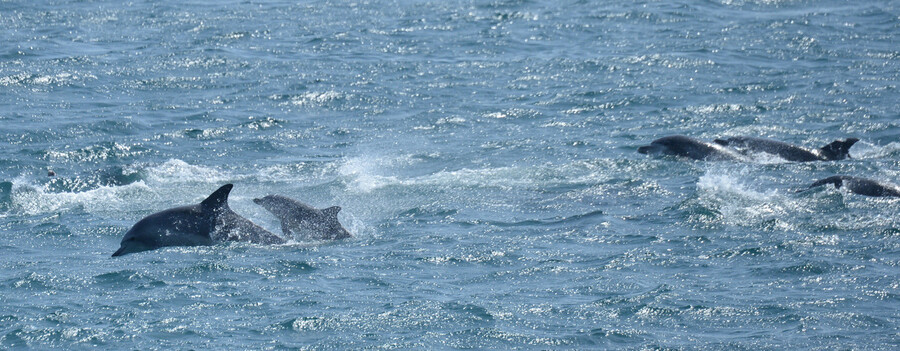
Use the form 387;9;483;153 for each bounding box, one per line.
1;0;899;349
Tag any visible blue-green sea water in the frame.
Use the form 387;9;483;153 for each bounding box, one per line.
1;0;899;349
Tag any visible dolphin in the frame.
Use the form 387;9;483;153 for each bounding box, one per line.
806;176;900;197
212;205;287;245
253;195;351;240
713;136;858;162
637;135;743;161
112;184;285;257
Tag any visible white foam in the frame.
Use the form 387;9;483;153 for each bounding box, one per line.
849;141;900;159
27;72;96;86
44;142;141;163
540;121;573;128
144;159;235;185
743;151;791;165
336;156;620;194
412;167;540;190
5;159;242;217
0;73;29;86
696;167;793;228
283;91;344;107
436;116;467;125
254;164;311;183
338;156;542;193
11;179;153;216
337;156;404;193
697;168;775;201
686;103;747;114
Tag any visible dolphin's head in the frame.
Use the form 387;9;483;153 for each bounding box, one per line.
112;206;216;257
112;236;155;257
638;136;696;157
252;196;270;206
112;219;163;257
320;206;351;240
253;195;291;216
636;144;659;155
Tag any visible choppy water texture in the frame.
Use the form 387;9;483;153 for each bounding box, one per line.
1;0;899;349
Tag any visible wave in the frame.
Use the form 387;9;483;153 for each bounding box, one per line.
336;155;651;194
679;167;794;230
2;159;238;216
9;179;151;216
0;71;96;87
679;165;900;232
143;159;237;185
39;142;150;164
849;141;900;159
462;209;606;228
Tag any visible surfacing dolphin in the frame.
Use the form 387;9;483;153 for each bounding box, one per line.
637;135;743;161
253;195;351;240
713;136;858;162
112;184;286;257
806;176;900;197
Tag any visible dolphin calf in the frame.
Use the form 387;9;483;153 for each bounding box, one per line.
713;136;858;162
637;135;743;161
253;195;351;240
806;176;900;197
112;184;286;257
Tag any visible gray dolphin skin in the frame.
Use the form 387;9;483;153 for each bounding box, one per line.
713;136;858;162
213;207;287;245
112;184;285;257
807;176;900;197
253;195;351;240
637;135;742;161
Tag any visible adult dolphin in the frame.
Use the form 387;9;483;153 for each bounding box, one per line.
637;135;744;161
806;176;900;197
112;184;286;257
253;195;351;240
713;136;858;162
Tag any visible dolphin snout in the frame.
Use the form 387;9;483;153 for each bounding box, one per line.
638;145;659;154
252;198;262;205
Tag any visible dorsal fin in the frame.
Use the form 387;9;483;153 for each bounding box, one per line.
818;138;858;160
201;184;233;210
322;206;341;218
809;176;844;189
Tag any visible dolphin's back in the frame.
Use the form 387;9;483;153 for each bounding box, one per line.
714;136;820;162
808;175;900;197
639;135;740;161
140;206;212;244
714;136;858;162
214;210;286;244
844;177;900;197
254;195;352;240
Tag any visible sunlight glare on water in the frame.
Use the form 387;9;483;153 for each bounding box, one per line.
1;0;899;349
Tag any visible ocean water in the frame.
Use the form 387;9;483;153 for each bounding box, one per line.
1;0;899;349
